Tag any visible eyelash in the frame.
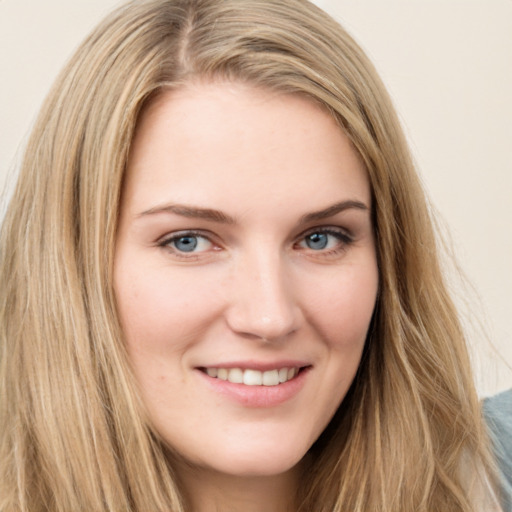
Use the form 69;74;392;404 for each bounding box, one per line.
295;227;354;257
157;227;354;259
157;230;216;260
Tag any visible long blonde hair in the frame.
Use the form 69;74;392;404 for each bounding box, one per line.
0;0;500;510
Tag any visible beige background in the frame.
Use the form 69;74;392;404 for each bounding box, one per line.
1;0;510;396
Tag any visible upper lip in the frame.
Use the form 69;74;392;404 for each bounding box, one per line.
197;360;311;371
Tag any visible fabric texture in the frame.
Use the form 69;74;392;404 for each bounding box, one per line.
483;388;512;512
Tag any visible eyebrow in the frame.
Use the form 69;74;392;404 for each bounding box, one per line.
299;200;369;223
138;204;236;224
138;199;369;224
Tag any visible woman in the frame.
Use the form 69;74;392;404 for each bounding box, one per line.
0;0;503;510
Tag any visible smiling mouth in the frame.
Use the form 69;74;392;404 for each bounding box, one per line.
199;367;307;386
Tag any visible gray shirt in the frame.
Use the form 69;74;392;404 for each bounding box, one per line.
483;389;512;512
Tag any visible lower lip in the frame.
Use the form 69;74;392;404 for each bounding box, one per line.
195;367;310;408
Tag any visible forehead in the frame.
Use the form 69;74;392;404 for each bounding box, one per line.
123;81;370;218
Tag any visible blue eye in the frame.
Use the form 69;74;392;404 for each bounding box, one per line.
160;232;214;254
305;232;329;250
298;229;351;252
173;235;199;252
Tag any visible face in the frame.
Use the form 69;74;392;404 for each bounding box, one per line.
114;82;378;480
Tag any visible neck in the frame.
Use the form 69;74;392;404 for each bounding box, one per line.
177;463;303;512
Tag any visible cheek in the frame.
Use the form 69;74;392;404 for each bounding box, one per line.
306;262;378;350
114;259;222;355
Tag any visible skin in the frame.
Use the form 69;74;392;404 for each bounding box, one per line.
114;81;379;512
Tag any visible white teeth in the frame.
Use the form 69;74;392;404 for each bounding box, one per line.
227;368;243;384
204;367;301;386
206;368;218;378
263;369;279;386
243;369;263;386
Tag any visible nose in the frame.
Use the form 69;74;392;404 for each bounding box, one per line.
224;250;302;343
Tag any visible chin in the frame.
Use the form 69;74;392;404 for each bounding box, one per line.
180;436;310;479
217;454;304;478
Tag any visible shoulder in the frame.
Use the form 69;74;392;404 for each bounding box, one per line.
483;388;512;512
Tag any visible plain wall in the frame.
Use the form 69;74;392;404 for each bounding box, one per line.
0;0;510;395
